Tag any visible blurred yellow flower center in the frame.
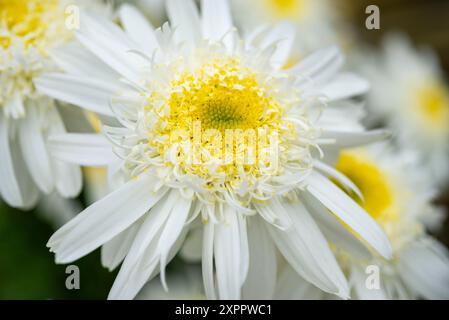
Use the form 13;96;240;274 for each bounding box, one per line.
416;81;449;130
336;151;398;224
0;0;64;50
265;0;306;19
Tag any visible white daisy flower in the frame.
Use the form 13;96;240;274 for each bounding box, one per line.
36;0;392;300
358;34;449;186
0;0;111;209
230;0;348;58
278;145;449;299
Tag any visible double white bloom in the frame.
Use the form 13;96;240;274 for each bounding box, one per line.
0;0;110;209
36;0;392;299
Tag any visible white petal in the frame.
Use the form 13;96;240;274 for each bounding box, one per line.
77;12;142;84
303;192;371;260
316;73;370;101
48;174;167;263
52;158;82;199
18;106;53;193
0;115;39;208
314;160;363;200
108;190;185;299
275;265;323;299
290;46;343;85
51;44;120;81
320;129;390;148
157;194;192;290
202;220;217;299
398;237;449;299
266;197;349;298
35;73;122;117
258;22;295;69
119;4;160;57
201;0;234;50
214;206;242;299
306;171;392;259
48;133;115;166
166;0;201;46
46;109;82;198
242;216;277;300
101;220;141;271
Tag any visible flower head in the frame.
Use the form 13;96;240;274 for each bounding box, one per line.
359;34;449;186
37;0;392;300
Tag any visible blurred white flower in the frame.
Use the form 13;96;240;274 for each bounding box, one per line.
36;0;392;300
230;0;349;58
278;145;449;299
0;0;111;209
358;34;449;187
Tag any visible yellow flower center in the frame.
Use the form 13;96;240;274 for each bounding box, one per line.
142;58;298;193
0;0;65;50
415;81;449;131
336;151;398;225
168;59;279;133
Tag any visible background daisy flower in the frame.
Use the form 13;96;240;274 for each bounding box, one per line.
0;0;111;209
277;145;449;299
357;34;449;187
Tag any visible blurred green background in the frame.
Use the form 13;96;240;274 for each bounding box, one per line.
0;201;117;299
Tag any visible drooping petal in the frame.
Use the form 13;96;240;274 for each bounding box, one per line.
0;114;39;208
266;197;349;298
242;216;277;300
202;220;217;299
303;192;371;260
101;220;142;271
18;105;54;194
306;171;392;259
48;174;167;263
109;190;190;299
214;205;244;299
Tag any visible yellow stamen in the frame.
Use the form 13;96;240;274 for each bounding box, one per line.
416;81;449;130
144;58;293;191
0;0;66;51
264;0;306;19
